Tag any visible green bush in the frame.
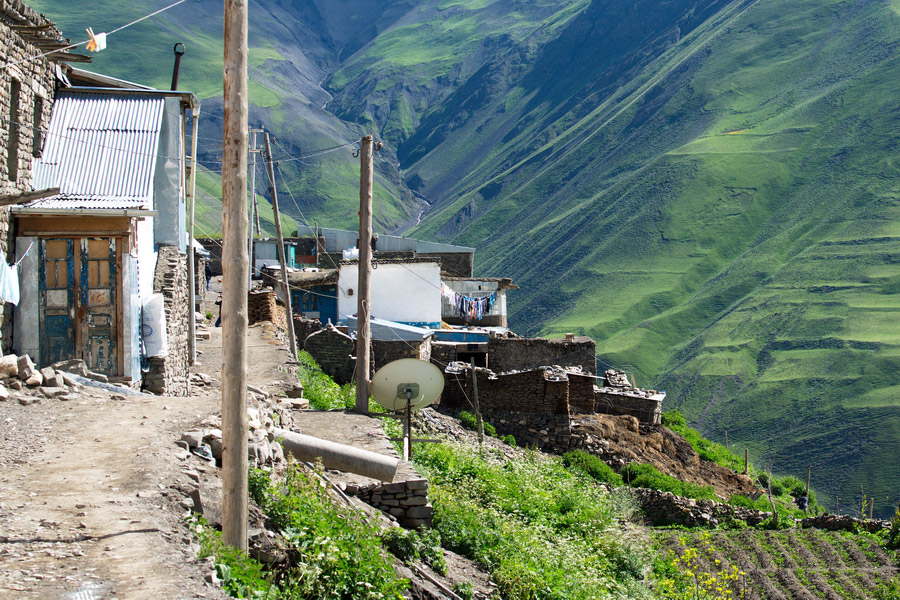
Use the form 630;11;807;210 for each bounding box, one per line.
501;434;517;446
621;462;717;501
452;581;475;600
195;518;278;599
458;410;497;436
562;450;624;487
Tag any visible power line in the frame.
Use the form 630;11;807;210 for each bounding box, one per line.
0;0;190;70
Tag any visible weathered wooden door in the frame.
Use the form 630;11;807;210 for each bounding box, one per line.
39;238;75;366
78;238;117;375
39;237;119;376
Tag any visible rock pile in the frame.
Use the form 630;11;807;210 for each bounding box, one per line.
177;385;297;470
799;513;891;533
0;354;99;404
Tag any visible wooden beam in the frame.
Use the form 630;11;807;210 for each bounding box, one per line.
0;187;59;206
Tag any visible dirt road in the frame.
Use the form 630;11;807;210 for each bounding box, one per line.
0;323;295;599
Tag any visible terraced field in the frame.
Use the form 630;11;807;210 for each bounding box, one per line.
657;529;899;599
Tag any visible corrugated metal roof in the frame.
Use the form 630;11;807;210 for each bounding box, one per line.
30;91;166;209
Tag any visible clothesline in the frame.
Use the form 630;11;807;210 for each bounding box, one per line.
440;283;497;321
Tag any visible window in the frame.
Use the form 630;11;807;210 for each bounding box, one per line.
32;95;43;158
7;78;21;182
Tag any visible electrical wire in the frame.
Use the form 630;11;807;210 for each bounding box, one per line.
0;0;190;70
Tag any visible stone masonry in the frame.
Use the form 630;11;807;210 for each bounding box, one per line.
0;1;62;350
143;247;190;396
304;324;355;385
346;479;434;529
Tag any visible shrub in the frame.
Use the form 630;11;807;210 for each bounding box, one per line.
194;518;277;599
501;434;517;446
621;463;717;501
452;581;475;600
562;450;624;487
458;410;497;436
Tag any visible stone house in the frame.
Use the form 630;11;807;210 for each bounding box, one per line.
10;71;200;395
0;0;80;350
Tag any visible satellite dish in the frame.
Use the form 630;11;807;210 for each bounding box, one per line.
372;358;444;412
371;358;445;461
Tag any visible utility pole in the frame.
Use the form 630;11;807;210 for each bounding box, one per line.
248;129;262;285
355;136;374;413
222;0;249;552
263;132;298;359
471;359;484;452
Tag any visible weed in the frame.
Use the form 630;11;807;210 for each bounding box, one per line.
381;526;447;575
296;351;356;410
451;581;474;600
500;434;516;446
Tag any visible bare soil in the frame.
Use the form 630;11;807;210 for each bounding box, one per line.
573;413;759;498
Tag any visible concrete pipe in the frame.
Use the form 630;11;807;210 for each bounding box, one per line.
271;428;399;482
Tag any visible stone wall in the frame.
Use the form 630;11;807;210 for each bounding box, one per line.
487;336;596;374
196;238;222;275
440;367;570;415
568;373;596;413
143;247;190;396
0;1;60;350
248;288;287;330
304;324;355;385
631;488;771;528
595;390;662;425
346;479;433;529
436;406;571;451
293;316;322;350
372;338;431;371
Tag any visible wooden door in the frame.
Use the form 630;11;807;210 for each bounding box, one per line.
78;238;118;375
39;238;75;366
38;237;120;376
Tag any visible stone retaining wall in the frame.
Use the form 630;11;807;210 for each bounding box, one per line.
304;325;355;385
143;247;189;396
346;479;434;529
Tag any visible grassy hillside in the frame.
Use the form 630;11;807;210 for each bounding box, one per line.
393;0;900;516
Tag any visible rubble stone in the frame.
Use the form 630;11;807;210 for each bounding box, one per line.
17;355;36;380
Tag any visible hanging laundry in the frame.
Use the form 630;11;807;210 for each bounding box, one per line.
0;261;20;305
85;28;107;52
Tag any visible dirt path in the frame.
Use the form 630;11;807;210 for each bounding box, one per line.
0;323;295;599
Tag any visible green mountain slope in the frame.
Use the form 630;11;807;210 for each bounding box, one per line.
389;0;900;514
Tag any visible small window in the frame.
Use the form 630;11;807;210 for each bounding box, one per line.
32;95;43;157
7;78;21;182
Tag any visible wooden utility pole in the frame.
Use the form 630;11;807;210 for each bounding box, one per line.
247;129;259;285
355;136;374;413
263;132;297;359
471;359;484;452
221;0;249;552
743;449;749;474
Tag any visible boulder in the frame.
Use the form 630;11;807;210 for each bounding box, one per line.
17;355;36;380
0;354;19;378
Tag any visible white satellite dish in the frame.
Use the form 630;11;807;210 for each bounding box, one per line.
371;358;444;460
